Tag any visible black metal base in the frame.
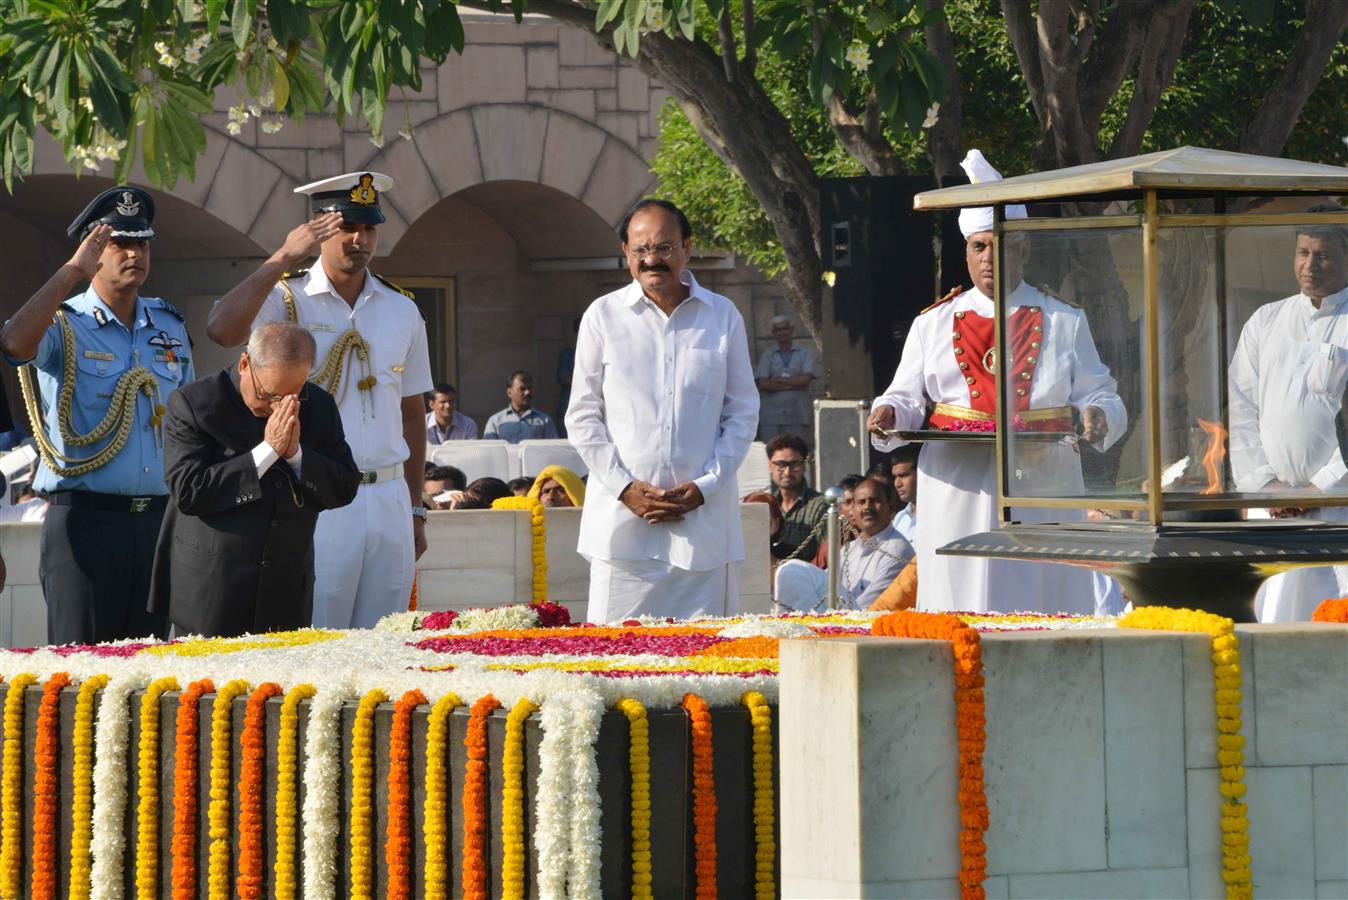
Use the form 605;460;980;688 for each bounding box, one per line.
938;521;1348;623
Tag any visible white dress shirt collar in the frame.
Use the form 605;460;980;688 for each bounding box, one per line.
304;262;375;309
621;269;710;313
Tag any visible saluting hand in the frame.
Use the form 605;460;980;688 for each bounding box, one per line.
68;224;113;280
276;212;344;268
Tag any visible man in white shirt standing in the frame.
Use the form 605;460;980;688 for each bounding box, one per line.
206;172;433;629
567;199;759;623
1230;206;1348;622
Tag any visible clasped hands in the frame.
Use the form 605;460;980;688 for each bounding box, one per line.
264;395;301;460
619;480;704;523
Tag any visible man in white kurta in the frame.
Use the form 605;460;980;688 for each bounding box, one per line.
1230;216;1348;622
567;200;759;623
867;150;1126;615
207;173;433;628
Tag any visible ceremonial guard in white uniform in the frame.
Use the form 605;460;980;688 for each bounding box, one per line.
207;173;432;628
868;151;1126;614
1;187;194;643
1230;210;1348;621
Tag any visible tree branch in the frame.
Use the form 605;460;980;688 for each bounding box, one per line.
921;0;963;184
717;1;739;83
1000;0;1046;125
1077;0;1154;130
742;0;756;74
1107;0;1196;160
1033;0;1095;166
1238;0;1348;157
826;93;907;176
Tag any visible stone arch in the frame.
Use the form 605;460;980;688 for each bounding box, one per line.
357;104;657;252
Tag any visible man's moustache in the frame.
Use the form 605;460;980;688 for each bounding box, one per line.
640;264;669;272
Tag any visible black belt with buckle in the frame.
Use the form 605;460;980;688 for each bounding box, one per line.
49;491;168;514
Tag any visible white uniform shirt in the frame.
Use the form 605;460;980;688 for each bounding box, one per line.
567;271;759;570
249;266;433;471
1229;286;1348;492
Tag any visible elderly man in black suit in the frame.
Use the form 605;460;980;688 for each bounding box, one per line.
149;322;360;636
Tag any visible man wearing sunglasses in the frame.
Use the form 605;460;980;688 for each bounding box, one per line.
149;323;360;637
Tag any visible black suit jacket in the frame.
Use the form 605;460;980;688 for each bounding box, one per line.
149;369;360;636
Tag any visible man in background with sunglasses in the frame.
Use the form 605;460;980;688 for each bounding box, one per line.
149;323;360;637
567;199;759;623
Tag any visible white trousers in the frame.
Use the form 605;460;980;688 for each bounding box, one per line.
774;559;829;613
587;558;738;624
312;479;414;629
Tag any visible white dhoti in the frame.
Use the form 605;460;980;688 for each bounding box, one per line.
312;479;414;629
774;559;828;612
586;559;739;624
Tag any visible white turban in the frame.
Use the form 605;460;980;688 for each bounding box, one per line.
957;149;1027;238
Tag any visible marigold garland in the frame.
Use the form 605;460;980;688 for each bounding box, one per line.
463;694;501;900
236;683;282;899
70;673;110;898
32;672;70;900
350;688;389;900
1;671;37;899
742;691;776;900
682;692;718;899
144;628;341;657
423;691;463;900
872;610;989;899
491;495;548;603
170;678;214;900
273;683;314;900
386;688;428;900
1120;606;1252;899
617;698;654;900
134;676;180;899
501;697;538;900
1312;598;1348;622
207;679;250;900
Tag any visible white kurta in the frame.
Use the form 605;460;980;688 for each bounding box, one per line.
775;522;913;612
1230;286;1348;622
872;283;1127;614
566;271;759;622
248;265;433;627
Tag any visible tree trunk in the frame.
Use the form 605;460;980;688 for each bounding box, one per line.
921;0;964;185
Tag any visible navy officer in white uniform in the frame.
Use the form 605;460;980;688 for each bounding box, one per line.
206;173;433;629
0;186;195;644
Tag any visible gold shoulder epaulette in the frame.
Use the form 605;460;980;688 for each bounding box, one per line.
374;273;415;300
281;268;308;281
919;286;962;316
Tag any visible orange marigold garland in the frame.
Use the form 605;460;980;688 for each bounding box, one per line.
350;688;389;900
31;672;70;900
69;673;109;898
207;679;250;900
273;683;314;900
136;675;181;899
236;683;282;899
741;691;776;900
682;693;718;899
872;610;989;900
386;688;428;900
170;678;214;900
1312;598;1348;622
1;672;37;900
462;694;501;900
423;691;463;900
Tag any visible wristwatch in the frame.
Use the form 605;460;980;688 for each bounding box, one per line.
411;505;428;521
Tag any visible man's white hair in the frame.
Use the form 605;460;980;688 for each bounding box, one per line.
246;322;317;369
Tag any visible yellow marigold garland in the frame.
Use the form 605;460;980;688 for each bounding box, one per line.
1120;606;1252;899
491;495;548;603
70;673;109;898
144;628;341;657
274;684;315;900
423;691;463;900
501;698;538;900
350;688;389;900
1;672;37;899
617;698;654;900
135;676;180;899
742;692;776;900
207;679;250;900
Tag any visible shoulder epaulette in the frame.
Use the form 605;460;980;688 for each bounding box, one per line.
281;268;308;281
374;273;415;300
919;286;962;316
153;299;187;323
1035;283;1078;308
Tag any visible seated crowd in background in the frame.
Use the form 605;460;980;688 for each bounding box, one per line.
423;461;586;511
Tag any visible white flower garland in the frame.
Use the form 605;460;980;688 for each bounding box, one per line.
565;691;605;898
533;698;574;898
300;682;354;899
449;605;541;632
533;690;605;899
718;618;815;638
90;673;145;900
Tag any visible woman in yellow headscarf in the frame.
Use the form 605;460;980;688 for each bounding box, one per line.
527;465;586;507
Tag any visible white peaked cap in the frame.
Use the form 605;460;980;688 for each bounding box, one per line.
957;149;1027;238
293;171;395;196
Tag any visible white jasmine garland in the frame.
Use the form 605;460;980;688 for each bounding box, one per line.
450;605;540;632
301;683;354;899
90;673;146;900
533;698;574;897
718;618;814;639
565;691;605;898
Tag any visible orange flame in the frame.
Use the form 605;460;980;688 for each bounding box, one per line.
1196;418;1228;495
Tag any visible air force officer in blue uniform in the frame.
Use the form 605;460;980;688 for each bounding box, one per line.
0;186;194;644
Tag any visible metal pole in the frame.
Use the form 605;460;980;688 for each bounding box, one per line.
824;487;843;609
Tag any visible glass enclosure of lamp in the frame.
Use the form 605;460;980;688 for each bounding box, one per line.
992;198;1348;524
